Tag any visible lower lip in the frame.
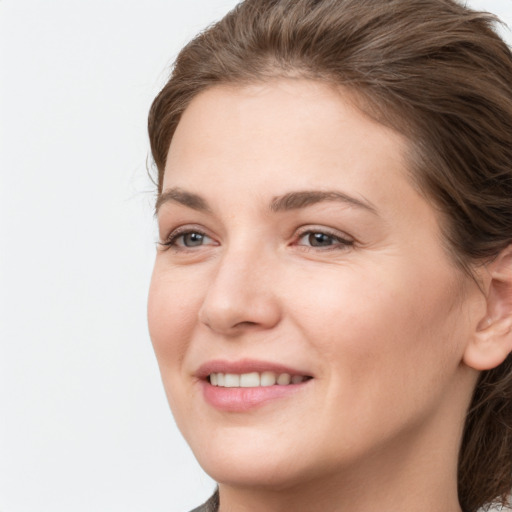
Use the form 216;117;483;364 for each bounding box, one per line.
201;380;310;412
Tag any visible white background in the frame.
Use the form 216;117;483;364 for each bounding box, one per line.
1;1;511;511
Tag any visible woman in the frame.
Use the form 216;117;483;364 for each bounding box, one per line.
147;1;512;511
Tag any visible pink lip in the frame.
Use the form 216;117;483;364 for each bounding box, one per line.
196;359;313;413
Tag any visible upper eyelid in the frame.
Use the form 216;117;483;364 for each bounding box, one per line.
174;230;211;243
294;225;354;241
161;223;210;240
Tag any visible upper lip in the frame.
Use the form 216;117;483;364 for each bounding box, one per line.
195;359;313;380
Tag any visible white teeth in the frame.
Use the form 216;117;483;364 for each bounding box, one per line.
240;372;260;387
277;373;291;385
224;374;240;387
209;371;308;388
260;371;277;387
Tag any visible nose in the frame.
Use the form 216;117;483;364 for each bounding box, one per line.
198;246;281;336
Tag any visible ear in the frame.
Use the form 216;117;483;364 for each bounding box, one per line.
463;245;512;371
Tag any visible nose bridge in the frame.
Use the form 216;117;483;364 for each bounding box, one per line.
198;240;280;334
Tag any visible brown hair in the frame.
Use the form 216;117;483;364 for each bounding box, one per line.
148;1;512;510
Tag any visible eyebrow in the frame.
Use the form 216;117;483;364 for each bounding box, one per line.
155;187;377;215
155;188;212;215
269;190;378;214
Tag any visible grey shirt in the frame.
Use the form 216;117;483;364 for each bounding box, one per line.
189;490;219;512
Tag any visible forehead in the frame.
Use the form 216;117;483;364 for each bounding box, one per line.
163;80;410;198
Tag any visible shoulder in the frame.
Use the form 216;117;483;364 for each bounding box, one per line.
189;489;219;512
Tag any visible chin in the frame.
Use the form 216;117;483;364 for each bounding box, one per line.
200;454;309;491
189;433;315;490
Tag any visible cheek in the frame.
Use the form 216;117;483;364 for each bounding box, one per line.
289;261;466;399
284;264;468;457
147;263;204;372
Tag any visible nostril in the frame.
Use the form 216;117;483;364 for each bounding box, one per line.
234;321;258;328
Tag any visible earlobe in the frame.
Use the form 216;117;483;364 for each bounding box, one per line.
463;245;512;371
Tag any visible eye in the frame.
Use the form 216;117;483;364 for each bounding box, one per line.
160;228;217;250
178;232;209;247
303;232;336;247
296;229;354;250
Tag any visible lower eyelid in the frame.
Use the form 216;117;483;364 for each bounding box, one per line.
298;241;353;250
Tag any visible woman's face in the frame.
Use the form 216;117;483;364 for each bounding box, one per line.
148;80;479;489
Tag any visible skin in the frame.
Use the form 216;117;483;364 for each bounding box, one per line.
148;79;494;512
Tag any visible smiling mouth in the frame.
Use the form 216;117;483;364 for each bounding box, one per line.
208;371;313;388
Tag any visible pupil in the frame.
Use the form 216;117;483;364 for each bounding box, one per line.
184;232;204;247
309;233;332;246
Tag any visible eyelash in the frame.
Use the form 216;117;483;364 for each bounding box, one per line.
294;228;354;251
158;226;354;252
